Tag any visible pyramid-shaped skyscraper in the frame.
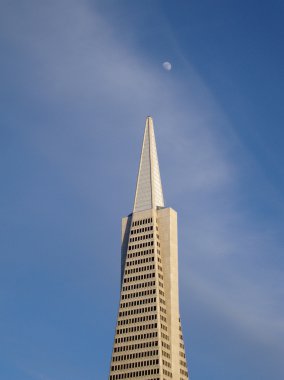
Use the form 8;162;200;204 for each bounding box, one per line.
109;117;189;380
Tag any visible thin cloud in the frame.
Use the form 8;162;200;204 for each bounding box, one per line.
5;0;283;339
1;0;283;377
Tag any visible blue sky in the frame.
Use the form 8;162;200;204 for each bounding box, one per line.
1;1;284;379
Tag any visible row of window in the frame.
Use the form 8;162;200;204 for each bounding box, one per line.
120;297;165;310
163;369;173;378
125;256;154;267
130;226;153;235
160;297;166;306
110;370;159;380
162;341;171;351
161;314;167;323
115;331;158;344
116;323;158;335
122;280;155;292
127;248;154;259
162;359;171;369
110;377;160;380
121;288;156;300
161;332;170;341
111;359;159;372
124;264;155;276
128;241;154;250
119;305;156;317
123;272;155;284
112;350;158;362
162;350;171;359
179;351;186;358
120;296;156;309
129;233;153;242
180;360;187;368
118;314;157;326
132;218;153;226
113;340;158;352
161;323;168;332
180;369;188;376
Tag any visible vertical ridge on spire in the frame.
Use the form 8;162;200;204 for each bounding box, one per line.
133;117;164;213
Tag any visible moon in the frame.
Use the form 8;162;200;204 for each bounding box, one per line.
162;61;172;71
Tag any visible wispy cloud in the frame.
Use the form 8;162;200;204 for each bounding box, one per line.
1;0;283;377
5;0;284;340
26;369;53;380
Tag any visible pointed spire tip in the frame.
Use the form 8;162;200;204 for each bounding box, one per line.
133;118;164;213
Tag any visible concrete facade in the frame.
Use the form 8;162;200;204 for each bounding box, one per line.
109;117;189;380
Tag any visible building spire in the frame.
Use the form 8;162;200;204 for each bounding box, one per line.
133;116;164;213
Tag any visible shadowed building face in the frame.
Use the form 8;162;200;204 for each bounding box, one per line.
109;117;189;380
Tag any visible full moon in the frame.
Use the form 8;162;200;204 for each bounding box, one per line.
162;61;172;71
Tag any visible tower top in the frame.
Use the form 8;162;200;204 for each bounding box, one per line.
133;116;164;213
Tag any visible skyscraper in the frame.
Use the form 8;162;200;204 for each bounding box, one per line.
109;117;189;380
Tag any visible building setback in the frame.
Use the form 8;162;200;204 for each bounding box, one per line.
109;117;189;380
